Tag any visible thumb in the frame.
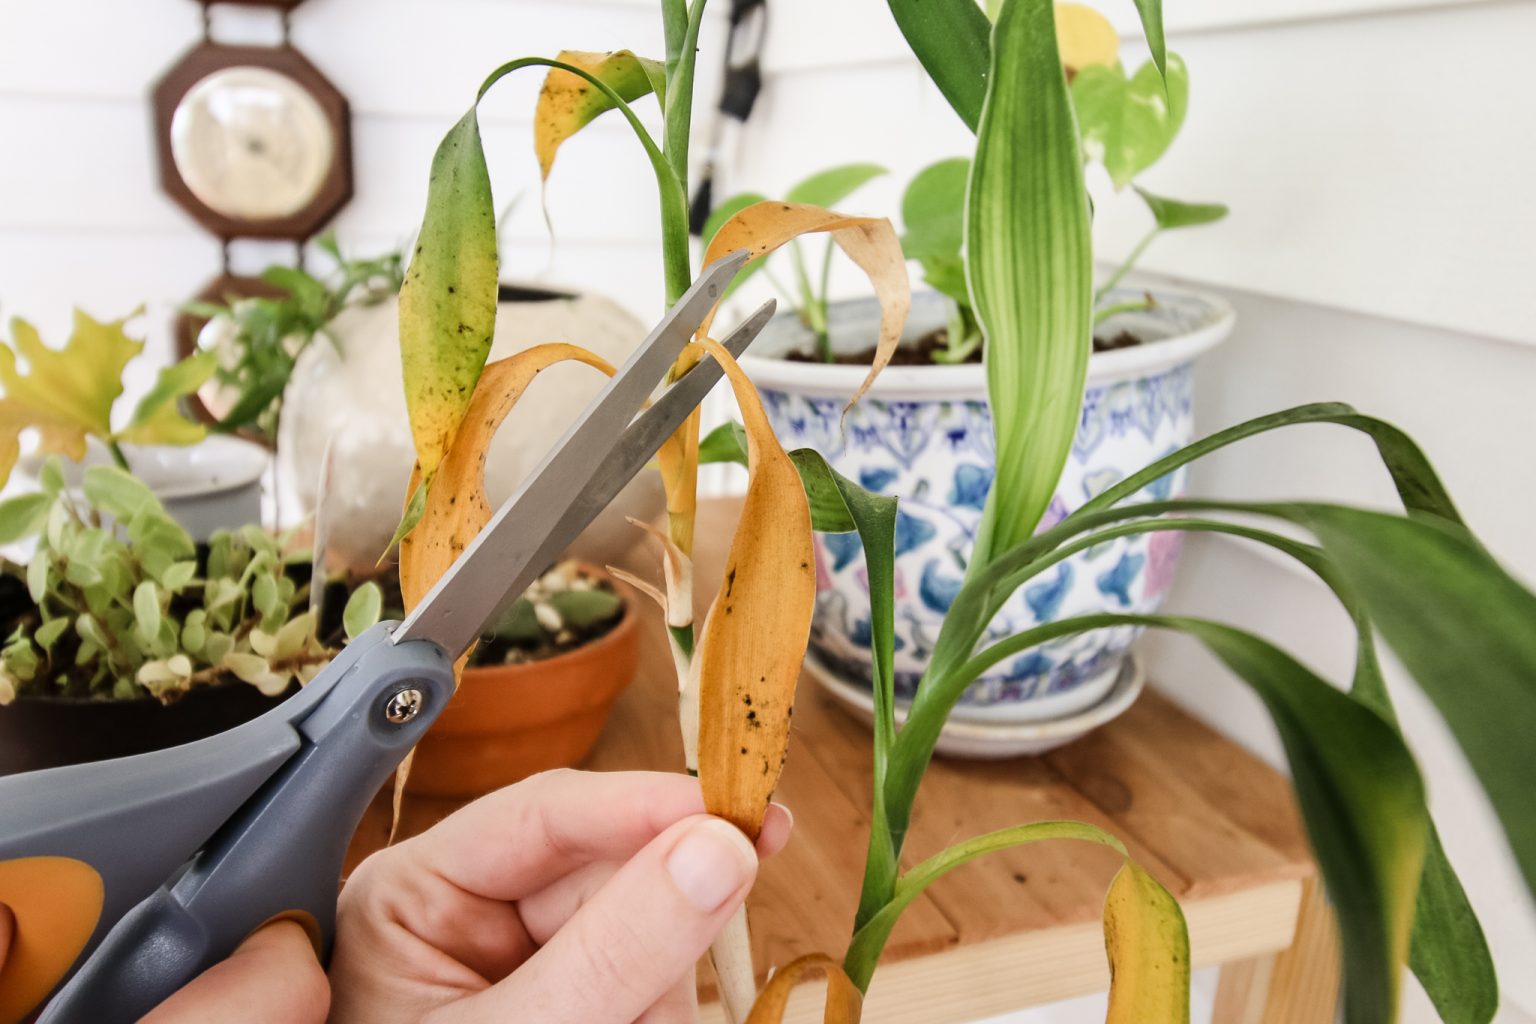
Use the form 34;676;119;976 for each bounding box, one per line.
456;815;758;1024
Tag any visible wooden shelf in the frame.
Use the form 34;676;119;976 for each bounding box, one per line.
353;498;1333;1022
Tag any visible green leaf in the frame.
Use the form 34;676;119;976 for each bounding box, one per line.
132;580;161;643
967;0;1093;564
884;0;992;132
386;478;429;554
38;458;65;498
82;465;163;523
398;106;500;480
34;617;68;653
1134;186;1228;231
1131;0;1168;78
1409;828;1498;1024
786;450;856;533
0;492;49;544
901;158;969;263
932;613;1425;1024
159;560;197;593
698;420;750;467
26;555;48;604
342;581;383;641
786;163;888;208
548;587;623;630
117;350;216;447
1299;505;1536;900
1072;54;1189;189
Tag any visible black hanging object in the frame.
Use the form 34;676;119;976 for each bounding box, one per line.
689;0;767;236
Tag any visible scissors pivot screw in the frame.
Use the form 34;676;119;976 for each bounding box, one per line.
384;687;425;724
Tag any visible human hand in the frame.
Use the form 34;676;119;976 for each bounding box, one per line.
133;768;787;1024
329;768;789;1024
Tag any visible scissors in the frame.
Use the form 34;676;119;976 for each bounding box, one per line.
0;251;769;1024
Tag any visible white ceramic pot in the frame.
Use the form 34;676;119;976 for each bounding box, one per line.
277;284;666;571
740;287;1234;723
24;436;270;540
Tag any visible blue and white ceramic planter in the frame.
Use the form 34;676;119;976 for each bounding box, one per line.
740;288;1234;723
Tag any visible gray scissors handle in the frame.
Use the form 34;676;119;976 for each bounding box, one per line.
33;625;453;1024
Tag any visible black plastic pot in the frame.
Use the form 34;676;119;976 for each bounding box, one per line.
0;682;288;776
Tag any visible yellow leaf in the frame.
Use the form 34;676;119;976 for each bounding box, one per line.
693;337;815;840
660;201;909;555
1056;3;1120;74
745;954;863;1024
535;50;667;180
698;202;910;410
0;311;144;486
398;343;616;672
1103;861;1191;1024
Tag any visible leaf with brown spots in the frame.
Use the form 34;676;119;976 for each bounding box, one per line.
534;50;667;181
398;107;500;483
744;954;863;1024
692;337;815;839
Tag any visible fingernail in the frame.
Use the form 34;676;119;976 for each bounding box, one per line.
667;818;757;912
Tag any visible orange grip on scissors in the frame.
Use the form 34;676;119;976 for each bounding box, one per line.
0;857;104;1024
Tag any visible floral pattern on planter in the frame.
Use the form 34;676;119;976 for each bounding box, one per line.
762;360;1196;715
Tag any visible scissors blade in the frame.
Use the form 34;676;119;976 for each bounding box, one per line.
392;252;753;657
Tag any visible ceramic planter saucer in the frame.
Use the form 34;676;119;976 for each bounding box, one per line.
807;653;1145;759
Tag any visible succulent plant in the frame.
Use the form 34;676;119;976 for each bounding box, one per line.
0;460;382;704
471;561;623;667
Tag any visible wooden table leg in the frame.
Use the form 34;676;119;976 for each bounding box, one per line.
1212;879;1340;1023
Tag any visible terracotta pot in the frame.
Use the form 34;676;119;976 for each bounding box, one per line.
404;576;641;799
0;682;286;776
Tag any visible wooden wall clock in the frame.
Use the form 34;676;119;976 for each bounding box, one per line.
156;0;354;419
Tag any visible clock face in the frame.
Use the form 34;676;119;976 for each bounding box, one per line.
169;65;335;221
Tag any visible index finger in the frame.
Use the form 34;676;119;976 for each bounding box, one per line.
380;770;708;901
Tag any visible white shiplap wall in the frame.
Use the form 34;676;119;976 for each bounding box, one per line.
3;0;1535;1021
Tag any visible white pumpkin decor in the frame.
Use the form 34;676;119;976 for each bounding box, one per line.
277;284;665;570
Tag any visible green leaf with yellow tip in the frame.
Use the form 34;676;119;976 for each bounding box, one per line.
1104;861;1190;1023
398;106;500;481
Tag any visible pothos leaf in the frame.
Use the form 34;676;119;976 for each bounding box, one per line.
398;106;500;481
0;310;143;487
117;350;217;447
1072;53;1189;190
1133;186;1228;231
534;49;667;180
693;337;815;840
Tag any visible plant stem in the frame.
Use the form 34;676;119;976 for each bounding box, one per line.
710;906;756;1024
106;439;130;472
1093;296;1155;325
1093;226;1159;303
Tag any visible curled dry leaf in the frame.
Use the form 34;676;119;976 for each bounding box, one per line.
399;342;617;660
744;954;863;1024
698;202;910;410
534;49;666;180
658;201;909;556
625;516;694;628
692;337;815;839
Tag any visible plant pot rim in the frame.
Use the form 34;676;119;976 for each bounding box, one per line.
19;435;270;501
738;282;1235;400
462;561;637;679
